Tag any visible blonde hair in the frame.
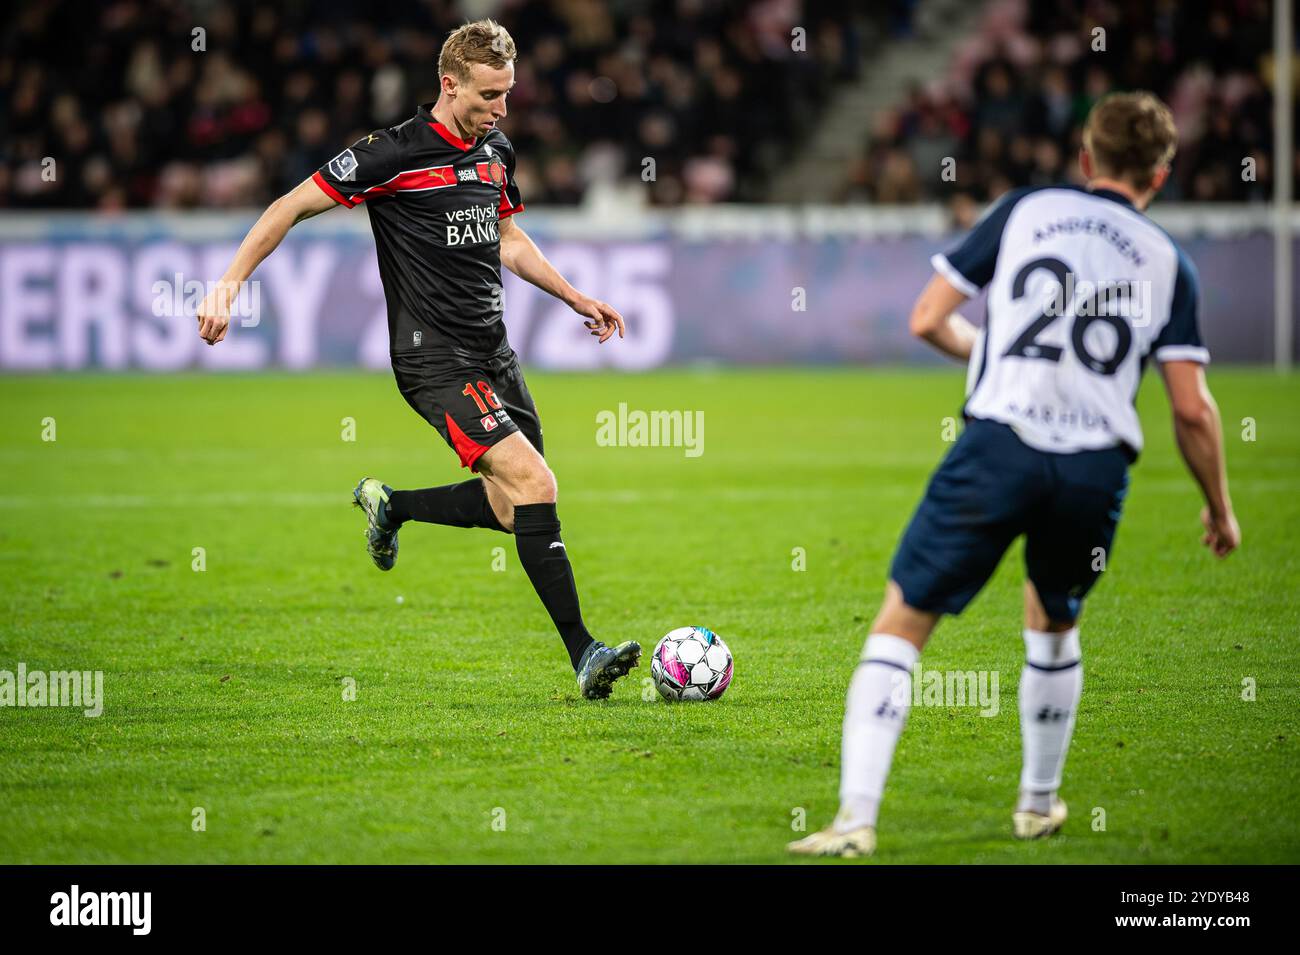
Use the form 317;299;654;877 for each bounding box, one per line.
438;19;517;82
1082;91;1178;186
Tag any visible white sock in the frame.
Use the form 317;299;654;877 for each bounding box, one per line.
837;633;920;831
1017;627;1082;814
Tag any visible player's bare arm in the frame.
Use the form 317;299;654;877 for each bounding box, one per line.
1160;360;1240;557
908;273;978;361
497;215;624;343
196;177;337;345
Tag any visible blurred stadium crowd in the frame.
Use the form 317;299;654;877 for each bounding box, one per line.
1;0;1290;212
1;0;871;210
852;0;1291;217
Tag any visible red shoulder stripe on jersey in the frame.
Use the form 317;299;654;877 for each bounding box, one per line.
311;171;356;207
348;166;459;204
498;186;524;218
444;412;491;471
395;166;458;192
428;120;476;151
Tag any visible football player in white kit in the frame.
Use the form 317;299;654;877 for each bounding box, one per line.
791;92;1240;857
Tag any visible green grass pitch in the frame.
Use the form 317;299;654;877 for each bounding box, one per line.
1;367;1297;864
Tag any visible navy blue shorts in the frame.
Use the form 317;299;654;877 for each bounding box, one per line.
890;418;1130;623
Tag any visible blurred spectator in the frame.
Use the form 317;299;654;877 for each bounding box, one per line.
0;0;868;209
849;0;1291;205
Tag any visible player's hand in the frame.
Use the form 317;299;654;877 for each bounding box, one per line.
1200;506;1240;558
570;294;625;344
196;282;235;346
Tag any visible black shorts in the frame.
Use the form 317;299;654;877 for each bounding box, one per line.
391;352;543;472
889;418;1130;623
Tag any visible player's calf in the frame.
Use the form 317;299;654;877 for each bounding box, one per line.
796;622;923;857
479;435;616;689
1015;620;1082;839
383;478;506;532
481;477;515;531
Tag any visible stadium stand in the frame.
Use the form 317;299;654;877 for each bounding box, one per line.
1;0;882;210
846;0;1290;221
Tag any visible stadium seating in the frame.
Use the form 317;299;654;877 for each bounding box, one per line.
847;0;1285;218
1;0;870;209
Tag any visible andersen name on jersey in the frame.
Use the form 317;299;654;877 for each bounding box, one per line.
932;185;1208;458
313;103;526;360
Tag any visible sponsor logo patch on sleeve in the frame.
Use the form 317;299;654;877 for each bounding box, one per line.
328;149;359;182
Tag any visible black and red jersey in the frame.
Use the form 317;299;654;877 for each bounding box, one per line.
313;102;525;361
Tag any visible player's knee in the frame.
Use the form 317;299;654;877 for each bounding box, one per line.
519;462;557;504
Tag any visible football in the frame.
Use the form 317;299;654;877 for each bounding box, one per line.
650;627;734;701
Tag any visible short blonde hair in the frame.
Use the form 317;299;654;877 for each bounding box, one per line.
438;19;517;82
1082;92;1178;186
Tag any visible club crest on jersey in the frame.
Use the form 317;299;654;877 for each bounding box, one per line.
327;149;358;182
475;158;507;187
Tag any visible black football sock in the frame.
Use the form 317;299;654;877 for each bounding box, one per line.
385;480;505;532
512;502;595;670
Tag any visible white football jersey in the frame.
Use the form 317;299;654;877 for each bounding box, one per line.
932;186;1207;456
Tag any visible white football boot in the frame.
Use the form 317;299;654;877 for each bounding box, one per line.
1013;795;1068;839
788;807;877;858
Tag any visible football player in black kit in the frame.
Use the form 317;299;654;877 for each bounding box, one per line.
196;20;641;699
